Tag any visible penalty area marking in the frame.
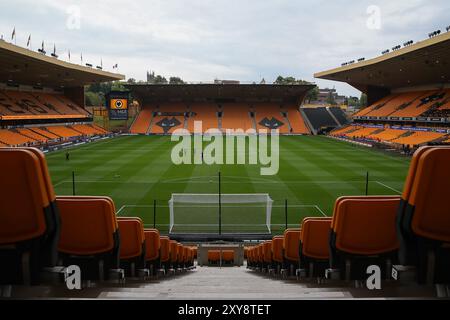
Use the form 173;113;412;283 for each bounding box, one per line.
375;181;402;194
116;204;327;217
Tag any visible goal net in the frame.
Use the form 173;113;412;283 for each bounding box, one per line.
168;193;273;234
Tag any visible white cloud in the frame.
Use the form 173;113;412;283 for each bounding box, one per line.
1;0;449;96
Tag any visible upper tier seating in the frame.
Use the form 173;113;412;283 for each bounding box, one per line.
354;89;450;118
0;90;89;120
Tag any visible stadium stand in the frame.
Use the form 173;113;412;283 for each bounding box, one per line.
329;107;349;125
0;129;36;146
285;106;310;134
16;128;48;142
28;127;60;140
331;124;449;148
130;108;152;134
0;124;109;147
150;103;186;134
302;107;339;132
221;103;253;131
45;125;92;139
254;103;288;133
391;131;446;147
187;103;219;132
0;90;90;120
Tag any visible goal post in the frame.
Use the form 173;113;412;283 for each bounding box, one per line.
168;193;273;234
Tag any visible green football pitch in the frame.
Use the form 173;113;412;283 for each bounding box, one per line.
46;135;410;235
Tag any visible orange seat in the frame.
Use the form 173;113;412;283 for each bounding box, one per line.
299;217;332;277
301;218;332;260
330;197;400;280
56;196;120;280
282;228;301;276
159;236;170;263
263;241;272;264
144;229;160;262
283;228;301;262
272;236;284;264
117;217;146;276
208;250;221;263
0;148;60;285
398;147;450;284
169;240;178;267
222;250;235;263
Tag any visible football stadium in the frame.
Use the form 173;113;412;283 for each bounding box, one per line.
0;1;450;308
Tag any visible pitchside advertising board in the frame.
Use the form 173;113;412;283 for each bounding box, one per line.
107;91;129;120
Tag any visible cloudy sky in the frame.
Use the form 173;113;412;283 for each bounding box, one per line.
1;0;449;96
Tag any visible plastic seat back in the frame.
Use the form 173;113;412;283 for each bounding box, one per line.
57;197;117;255
144;229;160;261
300;217;332;260
117;217;145;259
335;198;400;255
283;228;301;261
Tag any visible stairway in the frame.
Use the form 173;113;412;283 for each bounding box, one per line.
326;107;341;127
300;108;317;135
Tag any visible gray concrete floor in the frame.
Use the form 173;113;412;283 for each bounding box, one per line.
8;265;437;299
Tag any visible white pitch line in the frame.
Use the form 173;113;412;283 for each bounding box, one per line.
116;205;126;215
375;181;402;194
53;179;395;186
314;205;328;217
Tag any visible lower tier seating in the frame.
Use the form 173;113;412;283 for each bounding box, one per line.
0;124;110;147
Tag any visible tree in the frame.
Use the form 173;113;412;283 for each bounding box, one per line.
359;93;368;108
326;91;337;106
347;96;360;107
305;86;319;103
127;78;136;84
153;75;168;84
169;76;185;84
85;91;104;106
273;75;313;85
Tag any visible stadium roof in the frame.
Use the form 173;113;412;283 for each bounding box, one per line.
315;31;450;92
0;39;125;88
125;83;314;104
